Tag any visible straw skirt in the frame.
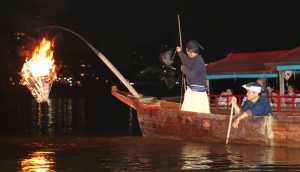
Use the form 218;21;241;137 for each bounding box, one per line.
181;87;211;113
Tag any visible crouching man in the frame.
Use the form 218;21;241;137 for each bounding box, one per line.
231;82;272;128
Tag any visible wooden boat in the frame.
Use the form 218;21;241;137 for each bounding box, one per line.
112;85;300;147
110;47;300;147
73;33;299;147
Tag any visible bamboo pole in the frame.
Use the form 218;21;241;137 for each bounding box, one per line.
178;14;183;48
177;14;186;105
88;44;140;98
38;26;141;98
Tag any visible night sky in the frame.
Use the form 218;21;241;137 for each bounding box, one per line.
1;0;300;71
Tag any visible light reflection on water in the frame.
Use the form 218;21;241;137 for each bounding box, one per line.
1;137;300;171
1;94;300;171
0;93;133;136
27;97;77;136
180;142;212;170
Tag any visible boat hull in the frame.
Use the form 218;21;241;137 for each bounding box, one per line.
112;86;300;147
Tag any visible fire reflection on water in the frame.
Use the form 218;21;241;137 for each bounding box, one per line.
20;150;55;172
3;136;300;171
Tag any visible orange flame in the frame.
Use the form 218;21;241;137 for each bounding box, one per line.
22;38;56;77
20;38;57;103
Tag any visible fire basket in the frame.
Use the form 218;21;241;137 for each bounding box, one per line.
20;38;57;103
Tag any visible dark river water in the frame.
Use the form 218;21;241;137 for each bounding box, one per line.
1;86;300;171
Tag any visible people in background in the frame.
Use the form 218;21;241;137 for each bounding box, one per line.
284;84;300;107
267;84;278;107
256;78;269;96
218;88;233;108
176;40;210;113
231;82;272;129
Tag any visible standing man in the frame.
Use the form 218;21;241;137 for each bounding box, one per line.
176;40;210;113
231;82;272;128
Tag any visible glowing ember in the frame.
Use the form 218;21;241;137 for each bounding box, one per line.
20;38;57;103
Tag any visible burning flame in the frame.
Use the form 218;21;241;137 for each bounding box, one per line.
20;38;57;103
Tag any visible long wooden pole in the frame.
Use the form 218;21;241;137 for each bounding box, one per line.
177;14;183;48
88;44;140;98
177;14;186;90
38;26;141;98
177;14;186;105
226;104;234;144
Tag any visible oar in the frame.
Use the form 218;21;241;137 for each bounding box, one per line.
226;104;234;144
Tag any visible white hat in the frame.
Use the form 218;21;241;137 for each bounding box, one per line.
242;82;262;93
